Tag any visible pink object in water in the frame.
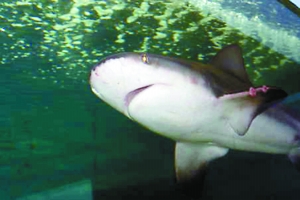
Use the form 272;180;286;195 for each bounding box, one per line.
249;85;270;97
249;87;257;97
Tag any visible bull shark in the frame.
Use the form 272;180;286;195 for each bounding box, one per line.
89;44;300;195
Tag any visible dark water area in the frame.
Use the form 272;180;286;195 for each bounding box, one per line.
1;0;300;199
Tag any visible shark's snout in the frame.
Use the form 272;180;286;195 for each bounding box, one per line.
96;53;132;67
91;65;97;72
91;65;100;77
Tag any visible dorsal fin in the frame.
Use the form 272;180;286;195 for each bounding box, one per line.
210;44;252;86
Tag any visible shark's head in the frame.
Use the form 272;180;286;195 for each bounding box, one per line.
89;52;212;138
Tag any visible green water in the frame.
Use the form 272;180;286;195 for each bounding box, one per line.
1;0;300;199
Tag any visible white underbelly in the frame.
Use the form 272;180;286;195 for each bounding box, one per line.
180;105;300;155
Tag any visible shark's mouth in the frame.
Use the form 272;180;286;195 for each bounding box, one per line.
125;85;153;107
91;86;103;98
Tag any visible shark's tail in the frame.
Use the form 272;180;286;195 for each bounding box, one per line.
282;92;300;107
285;92;300;171
282;92;300;172
289;148;300;171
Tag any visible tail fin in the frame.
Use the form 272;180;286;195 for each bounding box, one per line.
289;147;300;171
282;92;300;106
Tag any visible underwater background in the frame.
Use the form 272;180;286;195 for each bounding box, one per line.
1;0;300;199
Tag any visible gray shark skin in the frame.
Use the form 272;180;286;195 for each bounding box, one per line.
89;44;300;195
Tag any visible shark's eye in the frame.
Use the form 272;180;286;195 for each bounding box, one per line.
141;53;149;64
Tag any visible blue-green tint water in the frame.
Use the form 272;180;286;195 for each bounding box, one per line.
1;0;300;199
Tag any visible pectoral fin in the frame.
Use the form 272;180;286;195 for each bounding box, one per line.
175;142;228;185
219;85;287;136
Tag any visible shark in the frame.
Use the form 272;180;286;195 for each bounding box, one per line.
89;44;300;195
